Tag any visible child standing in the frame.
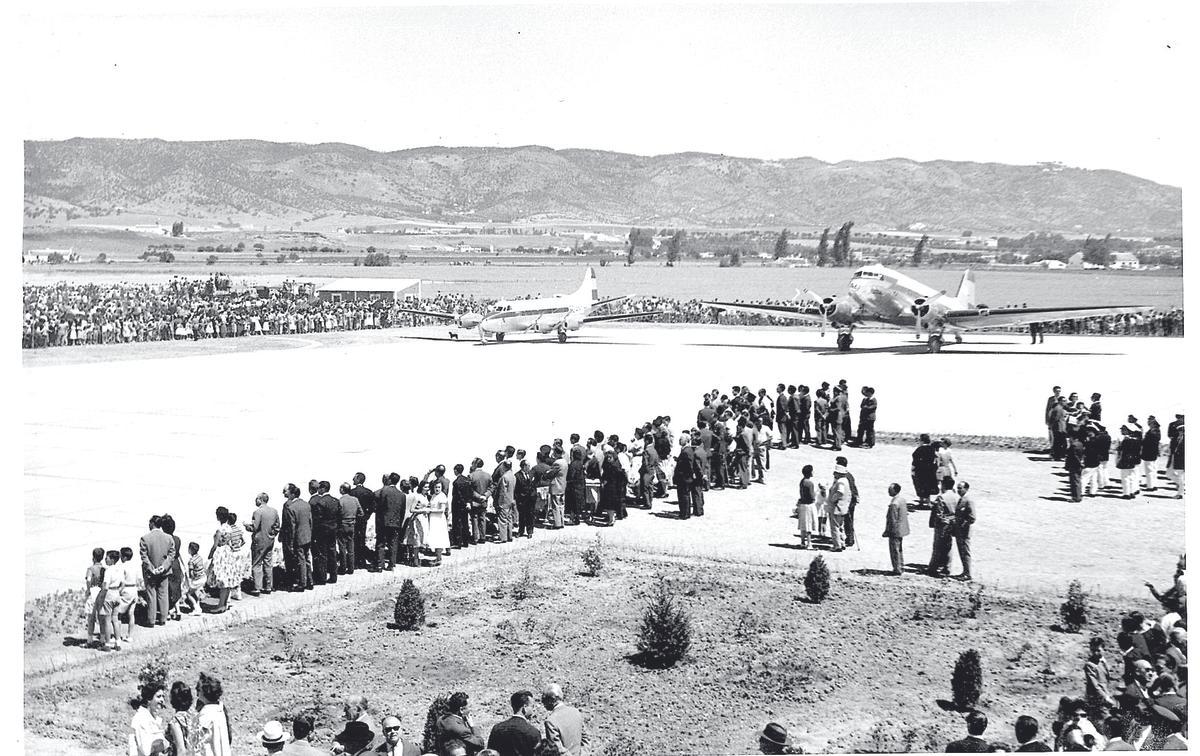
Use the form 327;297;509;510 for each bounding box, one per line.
117;546;143;643
97;550;123;651
83;547;105;644
182;542;207;615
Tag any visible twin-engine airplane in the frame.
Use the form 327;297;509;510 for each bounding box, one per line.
703;264;1152;353
398;267;658;343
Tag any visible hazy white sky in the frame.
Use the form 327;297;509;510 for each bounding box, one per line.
14;1;1191;185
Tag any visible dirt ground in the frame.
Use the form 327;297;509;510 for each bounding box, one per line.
22;542;1154;756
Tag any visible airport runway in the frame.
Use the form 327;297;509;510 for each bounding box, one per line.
23;324;1187;598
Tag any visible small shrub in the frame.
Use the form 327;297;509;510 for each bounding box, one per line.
394;579;425;630
965;584;984;619
511;564;538;604
421;693;452;754
951;649;983;710
1059;580;1088;632
733;610;769;640
137;652;170;690
581;534;604;576
804;555;831;603
634;576;692;669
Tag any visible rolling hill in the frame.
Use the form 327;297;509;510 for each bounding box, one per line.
23;139;1183;234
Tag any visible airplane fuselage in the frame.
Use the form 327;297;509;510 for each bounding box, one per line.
477;297;589;336
840;265;968;327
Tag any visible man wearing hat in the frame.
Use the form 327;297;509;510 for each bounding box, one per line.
1167;414;1185;498
260;720;288;753
827;465;851;551
759;722;796;754
856;386;877;449
349;473;377;570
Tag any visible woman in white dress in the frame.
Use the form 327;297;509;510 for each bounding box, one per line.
424;482;451;563
935;439;958;483
206;507;237;613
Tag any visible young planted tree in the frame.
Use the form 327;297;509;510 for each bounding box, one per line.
635;577;692;668
804;555;831;603
1059;580;1089;632
951;649;984;710
394;579;426;630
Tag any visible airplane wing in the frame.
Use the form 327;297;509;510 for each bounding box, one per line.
593;295;629;309
395;308;460;322
583;310;665;324
701;301;829;326
943;305;1153;331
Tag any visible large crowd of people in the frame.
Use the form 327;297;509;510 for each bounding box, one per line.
21;278;1184;348
69;374;1186;753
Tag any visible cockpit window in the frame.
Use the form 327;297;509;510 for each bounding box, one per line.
852;270;884;280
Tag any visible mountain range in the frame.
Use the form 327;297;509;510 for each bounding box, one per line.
23;138;1183;234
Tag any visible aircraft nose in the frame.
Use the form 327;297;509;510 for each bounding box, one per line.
459;312;482;329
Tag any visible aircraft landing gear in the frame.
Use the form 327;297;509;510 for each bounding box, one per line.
927;334;943;353
836;332;854;352
557;329;567;343
954;334;963;344
495;332;505;342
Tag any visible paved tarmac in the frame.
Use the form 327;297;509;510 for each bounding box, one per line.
23;324;1187;598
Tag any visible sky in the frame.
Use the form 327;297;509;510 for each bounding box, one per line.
11;1;1193;185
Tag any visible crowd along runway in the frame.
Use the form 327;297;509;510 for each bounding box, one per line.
23;324;1187;598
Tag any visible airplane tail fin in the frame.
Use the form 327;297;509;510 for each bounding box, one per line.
955;269;977;308
574;266;599;303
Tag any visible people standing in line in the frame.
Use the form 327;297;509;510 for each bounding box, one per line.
494;460;517;543
1116;425;1144;500
953;481;976;582
882;482;909;576
674;435;700;519
796;385;812;446
424;479;451;563
309;481;339;585
775;384;792;449
856;387;877;448
1049;397;1069;461
1142;417;1162;492
566;447;587;525
139;515;176;627
400;479;427;566
828;386;845;452
928;476;958;579
349;473;376;571
160;515;184;622
378;473;408;569
280;483;312;591
600;447;630;524
467;458;493;540
208;507;238;613
736;419;754;488
450;465;473;549
813;389;829;447
639;437;660;509
1082;426;1107;497
548;450;568;530
245;493;280;595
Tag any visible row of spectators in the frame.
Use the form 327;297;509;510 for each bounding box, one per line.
21;280;1184;348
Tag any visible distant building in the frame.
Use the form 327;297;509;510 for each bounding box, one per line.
1109;252;1141;270
1038;259;1068;270
314;278;421;303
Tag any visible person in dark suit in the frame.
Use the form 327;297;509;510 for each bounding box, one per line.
1013;715;1051;751
639;441;660;509
311;480;341;585
1065;436;1086;502
673;435;701;519
159;514;183;621
774;384;792;449
796;385;812;446
857;387;877;448
946;711;991;752
281;483;312;591
139;515;177;626
828;386;845;451
953;481;977;581
450;465;473;548
349;472;376;570
486;691;542;756
1089;393;1102;422
378;473;407;570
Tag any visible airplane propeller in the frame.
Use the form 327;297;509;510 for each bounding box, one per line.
909;290;947;340
802;288;837;337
